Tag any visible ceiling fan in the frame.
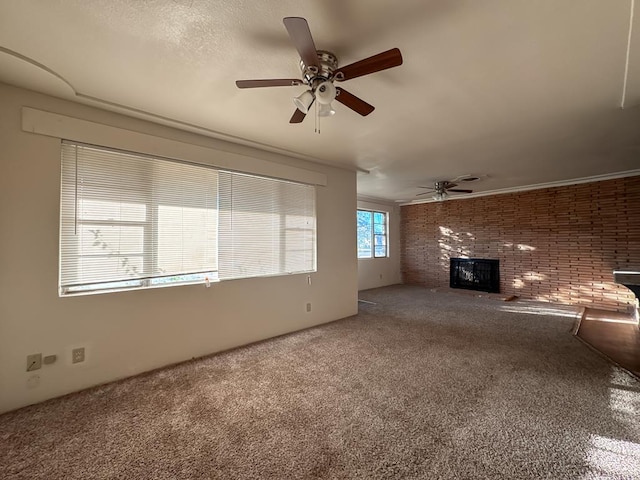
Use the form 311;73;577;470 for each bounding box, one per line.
417;181;473;201
235;17;403;123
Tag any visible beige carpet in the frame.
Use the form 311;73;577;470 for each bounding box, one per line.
2;285;640;479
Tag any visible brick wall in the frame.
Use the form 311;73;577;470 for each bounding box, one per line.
401;176;640;312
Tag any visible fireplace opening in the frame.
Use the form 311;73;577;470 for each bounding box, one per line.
450;258;500;293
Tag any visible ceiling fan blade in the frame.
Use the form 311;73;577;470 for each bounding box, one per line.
336;48;403;81
283;17;319;69
447;189;473;193
335;87;375;116
290;108;306;124
416;191;434;196
236;79;302;89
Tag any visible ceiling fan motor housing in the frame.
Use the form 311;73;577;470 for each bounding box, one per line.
434;181;447;194
300;50;338;87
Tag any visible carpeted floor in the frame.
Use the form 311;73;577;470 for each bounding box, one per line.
2;285;640;479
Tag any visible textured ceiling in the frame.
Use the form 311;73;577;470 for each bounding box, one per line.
1;0;639;202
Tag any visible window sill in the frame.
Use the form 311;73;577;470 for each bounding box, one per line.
60;276;219;297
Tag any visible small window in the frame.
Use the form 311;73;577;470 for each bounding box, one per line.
357;209;388;258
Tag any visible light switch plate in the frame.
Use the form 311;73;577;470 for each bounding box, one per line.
27;353;42;371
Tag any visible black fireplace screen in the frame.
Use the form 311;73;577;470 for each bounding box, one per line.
450;258;500;293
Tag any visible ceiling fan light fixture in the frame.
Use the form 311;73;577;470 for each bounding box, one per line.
433;192;448;202
315;80;336;105
318;102;336;117
293;90;315;114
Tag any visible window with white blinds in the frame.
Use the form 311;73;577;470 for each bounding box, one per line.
218;171;316;280
59;142;316;295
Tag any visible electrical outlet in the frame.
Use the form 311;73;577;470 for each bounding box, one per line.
72;347;85;364
26;353;42;372
306;303;312;313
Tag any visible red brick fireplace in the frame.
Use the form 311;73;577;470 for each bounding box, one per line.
401;176;640;312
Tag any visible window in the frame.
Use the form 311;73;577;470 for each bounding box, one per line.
218;171;316;280
357;209;388;258
59;142;316;295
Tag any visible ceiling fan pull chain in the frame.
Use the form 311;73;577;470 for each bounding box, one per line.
315;100;319;134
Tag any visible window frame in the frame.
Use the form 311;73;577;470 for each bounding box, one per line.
357;209;389;259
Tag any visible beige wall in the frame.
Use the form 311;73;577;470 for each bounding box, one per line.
0;83;358;413
357;199;402;291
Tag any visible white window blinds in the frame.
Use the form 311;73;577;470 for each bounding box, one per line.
59;142;316;295
218;171;316;280
60;143;218;293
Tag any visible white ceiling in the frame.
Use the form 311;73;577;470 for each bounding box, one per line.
1;0;639;202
